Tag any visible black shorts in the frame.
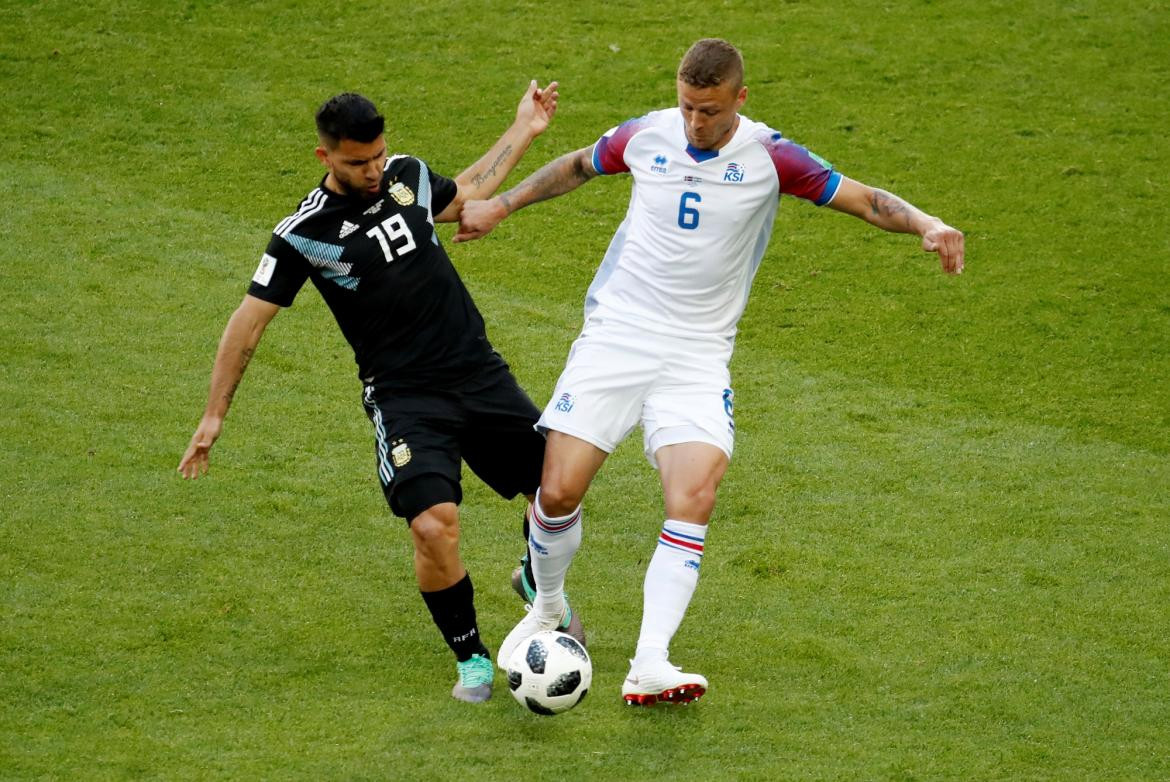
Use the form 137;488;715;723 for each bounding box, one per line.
361;363;546;520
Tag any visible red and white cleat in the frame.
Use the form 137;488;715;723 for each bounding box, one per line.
621;660;708;706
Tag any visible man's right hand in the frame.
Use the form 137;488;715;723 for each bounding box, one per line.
178;416;223;479
453;197;508;243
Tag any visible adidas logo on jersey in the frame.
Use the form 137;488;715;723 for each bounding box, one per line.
363;199;384;215
339;221;359;239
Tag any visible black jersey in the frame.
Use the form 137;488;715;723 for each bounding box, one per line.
248;155;505;388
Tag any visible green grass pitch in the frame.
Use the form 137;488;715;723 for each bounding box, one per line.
2;1;1168;779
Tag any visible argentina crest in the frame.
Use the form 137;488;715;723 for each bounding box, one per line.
388;181;415;206
391;439;412;468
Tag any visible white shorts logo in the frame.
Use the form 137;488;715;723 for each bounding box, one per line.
253;253;277;286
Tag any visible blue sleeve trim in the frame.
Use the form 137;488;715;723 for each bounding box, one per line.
591;142;611;176
815;171;843;206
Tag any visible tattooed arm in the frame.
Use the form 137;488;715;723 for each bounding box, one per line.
434;80;559;222
452;145;598;242
829;176;965;274
178;294;280;479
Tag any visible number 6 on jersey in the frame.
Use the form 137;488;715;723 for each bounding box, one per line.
677;191;701;230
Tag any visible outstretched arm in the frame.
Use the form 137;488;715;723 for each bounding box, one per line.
433;80;559;223
829;176;965;274
178;294;280;479
452;145;598;242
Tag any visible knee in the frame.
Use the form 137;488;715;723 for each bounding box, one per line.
536;479;583;518
410;505;459;552
669;484;718;522
694;486;718;518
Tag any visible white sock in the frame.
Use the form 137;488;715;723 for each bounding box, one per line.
634;519;707;667
528;489;583;618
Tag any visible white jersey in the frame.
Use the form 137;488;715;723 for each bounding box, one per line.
587;108;842;357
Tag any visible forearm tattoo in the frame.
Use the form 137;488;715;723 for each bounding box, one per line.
224;347;254;404
868;189;914;231
507;152;595;212
471;144;513;187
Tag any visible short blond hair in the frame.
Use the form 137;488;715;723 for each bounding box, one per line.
677;38;744;89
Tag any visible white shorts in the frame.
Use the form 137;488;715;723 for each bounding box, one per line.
537;320;735;468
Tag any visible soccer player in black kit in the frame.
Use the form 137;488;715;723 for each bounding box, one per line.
178;83;579;703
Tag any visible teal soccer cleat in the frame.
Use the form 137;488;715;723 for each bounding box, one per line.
452;653;494;703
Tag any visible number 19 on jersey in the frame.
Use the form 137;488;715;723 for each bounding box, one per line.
367;214;417;262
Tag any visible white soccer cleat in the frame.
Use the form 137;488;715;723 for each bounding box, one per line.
496;601;570;672
510;562;586;647
621;659;708;706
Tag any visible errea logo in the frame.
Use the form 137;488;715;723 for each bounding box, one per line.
651;154;669;175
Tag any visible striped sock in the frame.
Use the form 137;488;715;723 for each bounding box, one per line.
528;489;583;618
634;519;707;665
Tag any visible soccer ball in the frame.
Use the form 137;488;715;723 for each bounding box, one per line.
506;630;592;715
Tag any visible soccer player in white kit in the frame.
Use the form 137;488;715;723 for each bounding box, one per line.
455;39;965;705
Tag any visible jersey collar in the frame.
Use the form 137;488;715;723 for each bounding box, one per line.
682;114;746;163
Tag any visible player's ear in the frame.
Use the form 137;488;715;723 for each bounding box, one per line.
736;85;747;109
314;146;330;168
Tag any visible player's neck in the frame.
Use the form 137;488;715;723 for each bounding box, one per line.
323;172;346;196
710;116;741;151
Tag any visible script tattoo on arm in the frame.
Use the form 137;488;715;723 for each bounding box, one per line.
868;189;915;231
224;347;254;405
471;144;513;187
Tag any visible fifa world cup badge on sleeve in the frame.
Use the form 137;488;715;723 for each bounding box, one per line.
253;253;277;286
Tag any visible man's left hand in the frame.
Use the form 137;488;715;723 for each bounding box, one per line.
923;222;965;275
516;79;559;136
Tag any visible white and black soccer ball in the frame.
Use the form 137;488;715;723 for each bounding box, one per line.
506;630;591;715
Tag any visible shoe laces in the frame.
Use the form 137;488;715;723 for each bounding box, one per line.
457;654;494;688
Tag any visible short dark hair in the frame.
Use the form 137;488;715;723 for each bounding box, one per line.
677;38;744;90
315;93;385;147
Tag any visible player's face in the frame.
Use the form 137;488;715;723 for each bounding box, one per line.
316;135;388;199
677;80;747;151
